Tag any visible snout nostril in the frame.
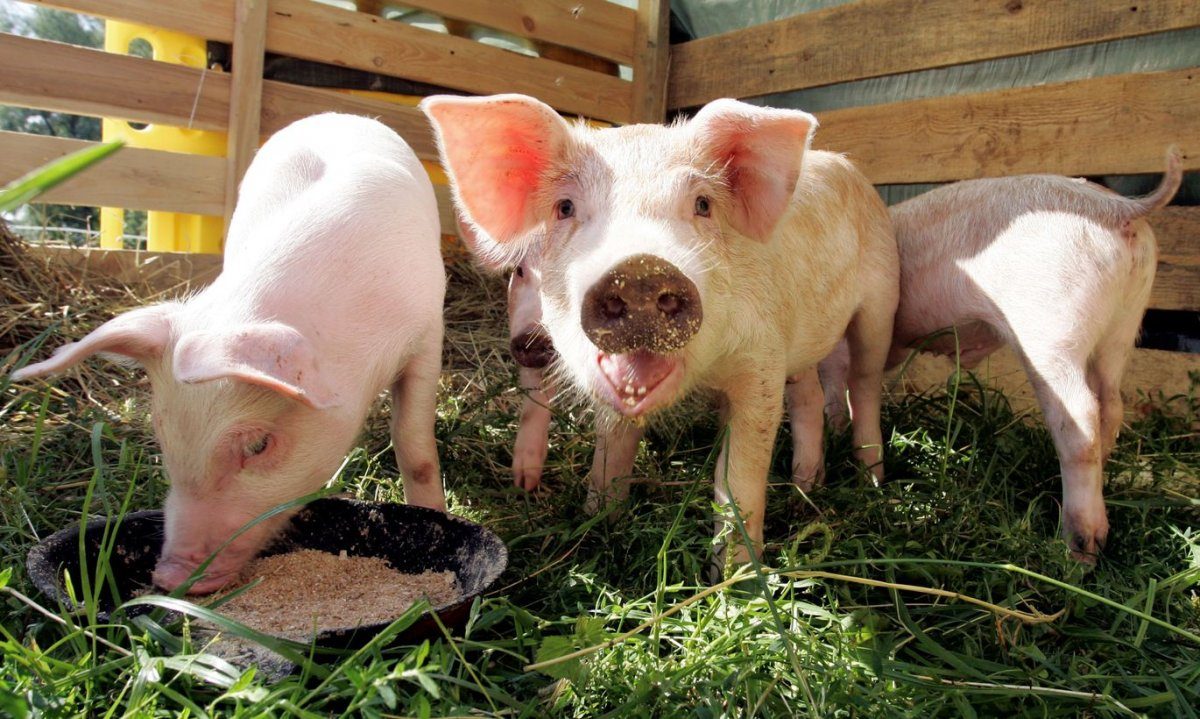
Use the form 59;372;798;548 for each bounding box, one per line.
603;296;627;320
657;292;683;317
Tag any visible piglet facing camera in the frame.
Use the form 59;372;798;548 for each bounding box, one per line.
423;93;899;570
822;149;1183;562
13;113;447;593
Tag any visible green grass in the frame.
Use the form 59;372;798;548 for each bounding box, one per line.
1;265;1198;717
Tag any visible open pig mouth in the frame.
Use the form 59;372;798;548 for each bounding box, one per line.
596;350;683;417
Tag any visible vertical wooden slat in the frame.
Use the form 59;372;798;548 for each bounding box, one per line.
223;0;268;238
630;0;670;123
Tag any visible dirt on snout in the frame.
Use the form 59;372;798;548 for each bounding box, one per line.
211;549;459;639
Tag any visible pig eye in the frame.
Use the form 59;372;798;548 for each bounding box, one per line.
244;433;271;458
555;198;575;220
515;265;525;278
695;196;712;217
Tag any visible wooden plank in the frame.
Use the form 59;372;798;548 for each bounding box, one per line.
630;0;670;123
225;0;269;228
1149;206;1199;312
262;0;633;123
257;81;438;159
814;68;1200;184
1151;262;1200;312
1151;206;1200;264
388;0;637;66
0;33;230;131
668;0;1200;109
0;132;226;215
0;32;439;162
31;0;237;42
32;0;633;122
891;346;1200;419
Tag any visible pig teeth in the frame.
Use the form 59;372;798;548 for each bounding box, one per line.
624;396;637;407
624;383;636;395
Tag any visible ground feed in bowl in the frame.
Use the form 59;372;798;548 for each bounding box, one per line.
211;549;459;638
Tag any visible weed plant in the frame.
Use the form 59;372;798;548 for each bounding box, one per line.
1;261;1197;718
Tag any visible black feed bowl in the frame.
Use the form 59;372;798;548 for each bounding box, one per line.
26;498;508;647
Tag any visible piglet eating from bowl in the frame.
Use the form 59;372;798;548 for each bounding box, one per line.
12;113;447;593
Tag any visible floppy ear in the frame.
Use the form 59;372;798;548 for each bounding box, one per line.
691;98;817;242
11;304;175;381
172;322;339;410
420;93;570;268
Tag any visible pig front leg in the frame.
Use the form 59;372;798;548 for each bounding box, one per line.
513;366;555;490
712;367;787;576
584;420;644;515
1020;347;1108;561
786;367;827;491
390;332;446;511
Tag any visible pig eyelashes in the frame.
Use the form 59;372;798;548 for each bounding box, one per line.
242;432;272;460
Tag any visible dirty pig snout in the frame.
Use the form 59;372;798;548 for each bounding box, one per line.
581;254;702;355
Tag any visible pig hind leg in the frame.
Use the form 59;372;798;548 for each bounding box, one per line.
786;367;826;491
390;332;446;511
1018;343;1108;562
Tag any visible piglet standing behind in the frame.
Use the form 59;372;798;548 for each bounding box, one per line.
423;94;899;569
12;113;447;593
822;149;1182;561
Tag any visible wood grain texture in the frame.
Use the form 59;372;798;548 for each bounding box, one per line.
32;0;237;41
0;33;230;131
0;132;226;215
630;0;670;123
262;0;633;123
1152;206;1200;264
669;0;1200;109
892;346;1200;418
393;0;637;65
814;69;1200;184
26;246;225;291
225;0;269;227
37;0;634;122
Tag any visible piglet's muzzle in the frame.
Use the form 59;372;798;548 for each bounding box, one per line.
581;254;702;355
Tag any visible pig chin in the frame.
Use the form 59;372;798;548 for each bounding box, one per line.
595;350;684;417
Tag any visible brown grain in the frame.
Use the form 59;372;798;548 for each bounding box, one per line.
212;549;458;639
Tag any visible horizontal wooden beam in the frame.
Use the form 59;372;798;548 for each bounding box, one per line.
814;68;1200;183
35;0;633;123
0;132;226;215
669;0;1200;109
0;33;230;132
893;345;1200;418
396;0;636;66
0;34;442;160
1148;207;1199;312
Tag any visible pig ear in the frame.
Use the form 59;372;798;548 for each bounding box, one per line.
421;93;570;267
172;322;339;410
691;99;817;242
11;304;175;381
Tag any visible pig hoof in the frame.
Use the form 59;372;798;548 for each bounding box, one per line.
792;467;825;493
1062;507;1109;563
512;467;543;492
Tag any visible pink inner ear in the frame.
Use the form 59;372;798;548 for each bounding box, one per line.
693;99;816;242
173;323;339;410
422;94;569;263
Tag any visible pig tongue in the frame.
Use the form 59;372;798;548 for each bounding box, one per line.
598;350;676;411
